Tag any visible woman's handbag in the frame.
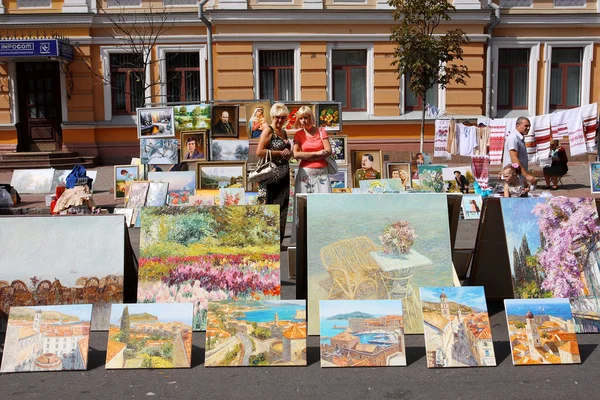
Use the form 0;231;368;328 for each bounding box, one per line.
326;155;338;175
249;150;289;184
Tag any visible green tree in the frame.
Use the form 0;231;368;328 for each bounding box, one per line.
212;141;222;160
234;145;249;160
389;0;469;153
120;306;131;344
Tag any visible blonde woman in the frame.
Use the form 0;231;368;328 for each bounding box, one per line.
292;106;332;194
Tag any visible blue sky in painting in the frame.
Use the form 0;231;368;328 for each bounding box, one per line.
17;305;93;322
419;287;488;311
110;303;194;325
148;171;195;191
319;300;403;319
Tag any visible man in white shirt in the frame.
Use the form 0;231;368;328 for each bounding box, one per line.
502;117;537;186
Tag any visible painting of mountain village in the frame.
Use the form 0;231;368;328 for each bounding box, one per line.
420;287;496;368
0;305;92;373
505;298;580;365
205;300;306;367
105;303;193;369
501;197;600;332
319;300;406;367
138;206;280;331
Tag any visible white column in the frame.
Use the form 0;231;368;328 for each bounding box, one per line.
303;0;323;9
0;0;5;14
452;0;481;9
62;0;90;13
218;0;247;10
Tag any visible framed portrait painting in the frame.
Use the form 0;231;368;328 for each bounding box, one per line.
196;161;247;190
180;131;207;162
211;105;239;138
317;102;342;132
350;150;383;188
384;162;411;189
329;135;348;165
245;101;271;140
114;165;139;199
137;107;175;139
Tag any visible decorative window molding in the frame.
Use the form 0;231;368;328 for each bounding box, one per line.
156;45;208;104
252;43;301;101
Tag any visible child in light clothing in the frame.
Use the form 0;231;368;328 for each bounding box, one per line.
502;164;530;198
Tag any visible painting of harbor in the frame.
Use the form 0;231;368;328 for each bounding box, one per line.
205;300;306;367
0;305;92;373
319;300;405;367
420;287;496;368
505;298;580;365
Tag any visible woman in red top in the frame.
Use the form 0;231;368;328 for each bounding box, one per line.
293;106;332;194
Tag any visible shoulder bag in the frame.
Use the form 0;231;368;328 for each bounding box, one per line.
249;150;289;184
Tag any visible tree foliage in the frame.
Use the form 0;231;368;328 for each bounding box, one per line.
120;306;131;344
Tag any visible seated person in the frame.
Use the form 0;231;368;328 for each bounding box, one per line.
543;140;568;190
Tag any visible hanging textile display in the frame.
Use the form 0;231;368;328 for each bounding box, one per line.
457;124;478;156
533;114;552;167
474;126;490;156
434;119;451;160
582;102;598;153
551;108;586;156
471;155;490;188
488;119;508;165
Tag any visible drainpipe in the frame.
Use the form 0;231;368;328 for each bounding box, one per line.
485;1;501;118
198;1;214;102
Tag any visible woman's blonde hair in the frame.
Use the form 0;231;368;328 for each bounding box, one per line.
294;106;315;129
270;103;289;120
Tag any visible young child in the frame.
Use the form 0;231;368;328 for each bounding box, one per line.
502;164;530;198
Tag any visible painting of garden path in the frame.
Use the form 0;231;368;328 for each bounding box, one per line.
205;300;306;367
501;197;600;332
307;194;453;335
105;303;193;369
138;206;280;331
0;305;92;373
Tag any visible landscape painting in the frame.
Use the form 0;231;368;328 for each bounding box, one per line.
505;298;580;365
205;300;306;367
138;206;280;330
148;171;195;206
307;194;453;335
415;165;445;192
0;216;124;331
329;169;347;189
420;287;496;368
0;305;92;373
140;138;179;165
319;300;405;367
137;107;175;139
105;303;193;369
173;104;211;132
197;162;246;190
211;140;250;161
10;169;55;194
462;195;482;220
358;179;405;193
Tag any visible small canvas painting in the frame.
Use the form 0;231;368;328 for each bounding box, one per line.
284;104;315;132
589;162;600;194
148;171;196;206
246;101;271;139
145;182;169;207
317;103;342;132
0;305;92;373
197;162;246;190
462;195;482;220
442;166;474;193
329;135;348;165
211;140;250;161
10;169;55;194
211;105;239;138
329;169;348;189
106;303;193;369
245;192;260;205
410;152;432;179
180;131;207;162
173;104;211;132
137;107;175;139
114;165;138;199
505;298;580;365
358;179;405;193
187;195;215;206
205;300;306;367
140;138;179;165
384;162;411;189
415;165;445;192
319;300;405;367
125;181;150;209
420;287;496;368
219;188;246;206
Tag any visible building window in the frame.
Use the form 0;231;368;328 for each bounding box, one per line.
405;71;438;112
163;0;197;4
259;50;294;101
500;0;532;6
17;0;51;7
332;50;367;111
554;0;585;6
107;0;141;6
110;53;145;115
166;52;201;103
498;49;529;110
550;48;582;110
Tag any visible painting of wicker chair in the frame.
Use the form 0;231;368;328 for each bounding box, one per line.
320;236;383;300
379;271;419;318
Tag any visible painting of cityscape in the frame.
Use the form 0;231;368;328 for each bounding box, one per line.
501;197;600;332
0;216;124;331
319;300;405;367
420;287;496;368
138;206;280;331
205;300;306;367
0;305;92;373
307;194;453;335
505;298;580;365
105;303;193;369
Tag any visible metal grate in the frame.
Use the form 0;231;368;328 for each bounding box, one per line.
17;0;51;7
107;0;142;6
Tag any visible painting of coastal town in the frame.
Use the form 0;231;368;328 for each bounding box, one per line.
0;216;124;331
307;194;453;335
138;206;280;331
0;305;92;373
501;197;600;332
105;303;193;369
420;287;495;368
319;300;405;367
505;298;581;365
205;300;306;367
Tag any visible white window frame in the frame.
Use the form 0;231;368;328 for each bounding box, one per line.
543;41;593;114
400;74;445;117
100;46;151;121
156;45;208;104
16;0;52;9
326;43;374;116
492;41;540;118
253;43;301;101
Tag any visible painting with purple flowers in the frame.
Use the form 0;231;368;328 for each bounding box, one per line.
501;197;600;332
138;206;280;331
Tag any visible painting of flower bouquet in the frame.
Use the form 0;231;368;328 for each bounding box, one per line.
414;165;445;192
219;188;246;206
317;102;341;132
329;135;348;165
283;104;316;132
138;206;280;331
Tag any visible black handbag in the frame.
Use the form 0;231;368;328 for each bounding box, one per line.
249;150;288;184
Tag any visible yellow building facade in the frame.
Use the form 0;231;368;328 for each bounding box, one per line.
0;0;597;163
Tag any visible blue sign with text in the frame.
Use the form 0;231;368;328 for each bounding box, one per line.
0;39;74;60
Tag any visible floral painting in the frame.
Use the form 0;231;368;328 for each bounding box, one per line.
219;188;246;206
283;104;315;132
317;103;342;132
358;179;405;193
148;171;195;206
138;206;280;331
414;165;445;193
329;135;348;165
307;194;453;335
589;162;600;194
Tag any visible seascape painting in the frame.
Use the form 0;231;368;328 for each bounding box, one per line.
0;305;92;373
205;300;306;367
105;303;193;369
10;169;55;194
307;194;453;335
0;216;124;331
505;298;580;365
173;104;211;132
319;300;405;367
138;206;280;331
501;197;600;333
329;169;348;189
420;287;496;368
211;140;250;161
148;171;196;206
